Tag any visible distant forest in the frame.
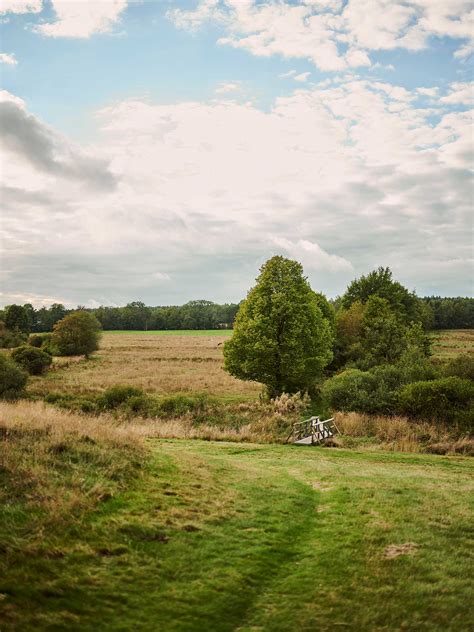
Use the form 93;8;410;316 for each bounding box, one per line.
1;297;472;333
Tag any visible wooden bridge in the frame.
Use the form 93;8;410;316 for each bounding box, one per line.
291;416;340;445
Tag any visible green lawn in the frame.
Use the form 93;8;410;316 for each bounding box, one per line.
104;329;233;336
1;439;473;631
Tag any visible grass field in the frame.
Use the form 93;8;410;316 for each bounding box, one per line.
30;332;260;400
105;330;233;336
430;329;474;359
1;401;473;632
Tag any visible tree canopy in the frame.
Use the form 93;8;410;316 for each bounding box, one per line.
52;311;102;358
223;256;333;397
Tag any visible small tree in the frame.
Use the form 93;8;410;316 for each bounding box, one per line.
52;311;101;358
4;304;30;334
11;345;52;375
0;354;28;399
223;256;333;397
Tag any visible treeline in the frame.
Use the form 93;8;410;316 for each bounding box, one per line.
0;300;240;334
0;295;472;335
420;297;473;330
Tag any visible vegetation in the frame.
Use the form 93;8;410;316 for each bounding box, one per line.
52;311;102;358
11;345;52;375
0;354;28;399
224;256;333;397
1;400;473;631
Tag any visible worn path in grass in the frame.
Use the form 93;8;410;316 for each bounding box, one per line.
2;442;473;631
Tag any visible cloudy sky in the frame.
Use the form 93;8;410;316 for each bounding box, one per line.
0;0;472;307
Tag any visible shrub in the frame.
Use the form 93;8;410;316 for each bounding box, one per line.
398;377;474;427
0;354;28;399
322;369;380;414
11;345;52;375
28;333;52;349
100;385;145;410
0;322;27;349
443;354;474;381
52;311;101;357
156;393;210;417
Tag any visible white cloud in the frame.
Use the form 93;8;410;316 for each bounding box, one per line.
214;81;241;94
169;1;474;70
1;78;473;304
0;0;42;14
0;52;17;65
417;86;438;97
272;237;353;272
35;0;128;38
294;72;311;82
440;82;473;106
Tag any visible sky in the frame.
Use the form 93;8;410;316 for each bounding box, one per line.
0;0;473;308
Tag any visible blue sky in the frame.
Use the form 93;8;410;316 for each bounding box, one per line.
0;0;473;307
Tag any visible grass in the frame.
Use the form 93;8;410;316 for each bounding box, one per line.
105;329;233;336
1;400;473;631
430;329;474;359
30;332;260;400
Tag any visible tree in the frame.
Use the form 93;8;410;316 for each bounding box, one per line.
359;296;407;368
0;354;28;399
4;304;30;333
11;345;52;375
223;256;333;397
52;311;101;357
341;266;422;324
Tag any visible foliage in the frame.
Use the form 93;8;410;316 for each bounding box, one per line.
52;311;102;357
398;377;474;428
421;296;474;329
28;333;52;349
0;321;27;349
341;266;424;324
0;354;28;399
443;354;474;381
223;256;333;396
4;304;30;334
11;345;52;375
99;385;145;410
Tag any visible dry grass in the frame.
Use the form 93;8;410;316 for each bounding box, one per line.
334;411;474;454
29;333;261;399
430;329;474;359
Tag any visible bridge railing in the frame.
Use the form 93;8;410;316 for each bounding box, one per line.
291;416;340;444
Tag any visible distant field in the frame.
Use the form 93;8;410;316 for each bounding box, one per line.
1;401;473;632
429;329;474;359
104;330;233;336
30;332;260;400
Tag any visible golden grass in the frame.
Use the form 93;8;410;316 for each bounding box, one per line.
430;329;474;358
29;333;261;399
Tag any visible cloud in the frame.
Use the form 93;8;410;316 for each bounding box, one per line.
0;52;17;65
0;0;42;14
34;0;128;38
214;81;242;94
440;82;473;106
0;90;116;190
271;237;353;272
417;86;438;97
1;78;472;306
168;1;474;70
294;72;311;82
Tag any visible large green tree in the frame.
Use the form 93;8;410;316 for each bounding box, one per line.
52;311;101;358
4;305;30;334
223;256;333;397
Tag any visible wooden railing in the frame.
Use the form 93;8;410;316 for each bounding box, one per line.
291;416;340;445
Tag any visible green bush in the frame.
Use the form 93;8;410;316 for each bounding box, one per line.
322;369;380;414
398;377;474;427
156;393;210;417
0;324;27;349
100;385;145;410
0;354;28;399
122;395;152;416
28;333;53;350
443;354;474;381
11;345;52;375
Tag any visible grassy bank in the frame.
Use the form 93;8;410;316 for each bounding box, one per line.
1;401;473;631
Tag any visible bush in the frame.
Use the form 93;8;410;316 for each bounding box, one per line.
28;333;52;350
0;354;28;399
0;322;27;349
322;369;381;414
398;377;474;427
52;311;101;357
156;393;210;417
100;385;145;410
11;345;52;375
443;354;474;381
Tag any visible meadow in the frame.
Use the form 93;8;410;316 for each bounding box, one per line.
30;332;259;400
1;400;473;632
429;329;474;359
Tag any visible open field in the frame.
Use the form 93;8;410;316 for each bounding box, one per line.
104;330;233;336
430;329;474;359
1;401;472;632
30;332;261;400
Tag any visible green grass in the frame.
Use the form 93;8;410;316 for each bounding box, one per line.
2;436;473;631
103;329;233;336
